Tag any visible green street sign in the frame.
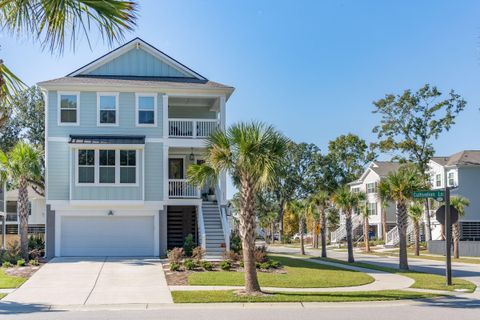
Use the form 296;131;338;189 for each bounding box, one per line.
412;190;445;200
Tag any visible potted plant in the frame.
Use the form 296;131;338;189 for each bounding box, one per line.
207;188;216;202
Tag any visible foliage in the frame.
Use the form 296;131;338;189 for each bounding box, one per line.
200;261;214;271
167;247;184;265
450;196;470;217
3;241;21;264
224;250;241;262
219;260;232;271
29;259;39;266
253;246;268;263
229;229;242;254
170;263;181;272
1;261;12;268
326;207;340;233
282;206;300;240
191;246;205;264
183;259;196;271
408;203;423;223
16;259;25;267
183;234;195;257
378;165;425;203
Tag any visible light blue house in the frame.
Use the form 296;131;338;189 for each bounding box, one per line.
39;38;234;258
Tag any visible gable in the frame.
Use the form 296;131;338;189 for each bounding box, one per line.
85;47;190;78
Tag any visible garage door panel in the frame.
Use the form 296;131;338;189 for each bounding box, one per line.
61;216;154;257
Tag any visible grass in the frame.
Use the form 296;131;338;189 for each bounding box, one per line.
171;290;440;303
316;257;477;293
188;255;374;288
363;250;480;265
0;269;26;289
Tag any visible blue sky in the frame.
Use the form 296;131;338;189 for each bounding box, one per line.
2;1;480;197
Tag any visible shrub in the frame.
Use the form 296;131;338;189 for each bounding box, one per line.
192;246;205;263
16;259;26;267
259;262;270;270
268;260;281;269
2;261;13;268
230;230;242;254
254;245;268;263
167;247;184;264
223;250;240;262
28;234;45;251
239;260;244;268
29;248;43;261
170;262;181;272
219;260;231;271
5;241;21;263
183;259;196;271
200;261;213;271
29;259;40;266
183;234;195;257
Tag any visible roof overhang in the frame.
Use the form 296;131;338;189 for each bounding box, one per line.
69;135;146;145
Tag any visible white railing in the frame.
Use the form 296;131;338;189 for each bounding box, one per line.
385;219;415;246
331;214;363;243
168;118;219;138
197;206;206;250
168;179;199;198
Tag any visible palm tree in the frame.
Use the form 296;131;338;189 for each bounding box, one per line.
0;0;138;124
188;122;289;294
408;202;423;256
286;200;308;255
310;190;330;257
0;142;41;260
450;196;470;259
378;166;423;270
332;186;363;263
377;187;389;240
358;197;371;253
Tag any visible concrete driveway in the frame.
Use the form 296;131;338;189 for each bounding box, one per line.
3;257;173;306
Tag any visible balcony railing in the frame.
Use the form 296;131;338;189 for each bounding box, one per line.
6;213;17;222
168;179;199;198
168;119;219;138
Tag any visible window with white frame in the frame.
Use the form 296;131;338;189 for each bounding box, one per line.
98;94;118;125
59;93;78;124
78;150;95;183
435;174;442;187
352;187;360;193
367;202;377;215
366;182;377;194
99;150;116;183
120;150;136;184
448;172;455;187
136;94;156;125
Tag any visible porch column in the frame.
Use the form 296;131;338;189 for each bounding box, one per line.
163;144;169;201
162;94;169;138
159;206;168;257
45;205;55;259
219;95;226;130
219;96;227;204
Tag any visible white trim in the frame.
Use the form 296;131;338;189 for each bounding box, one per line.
57;91;80;126
97;92;119;126
68;38;205;80
43;89;49;201
168;155;186;179
135;93;158;127
48;200;165;210
69;144;144;150
146;138;164;143
163;145;169;201
48;137;69;142
162;95;168;138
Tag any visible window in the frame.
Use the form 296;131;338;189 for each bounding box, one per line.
448;172;455;187
120;150;136;184
366;182;377;194
98;93;118;125
99;150;116;183
435;174;442;187
78;150;95;183
367;202;377;215
136;94;156;126
351;187;360;193
59;93;79;124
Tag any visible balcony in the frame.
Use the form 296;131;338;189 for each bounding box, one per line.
6;213;17;222
168;119;219;139
168;179;199;198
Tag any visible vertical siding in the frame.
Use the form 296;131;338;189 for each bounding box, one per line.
86;48;189;78
145;143;163;201
47;142;70;200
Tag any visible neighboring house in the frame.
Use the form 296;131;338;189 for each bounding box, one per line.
0;187;45;247
38;38;234;258
428;150;480;241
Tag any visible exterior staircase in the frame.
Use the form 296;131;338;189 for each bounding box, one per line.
201;201;226;259
331;215;363;244
385;219;415;247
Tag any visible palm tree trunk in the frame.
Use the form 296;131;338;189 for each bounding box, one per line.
299;217;305;255
381;206;387;240
279;201;285;243
239;177;261;294
271;222;275;244
414;222;420;256
313;220;319;249
453;222;460;259
364;216;370;252
396;201;409;270
424;200;432;241
345;210;354;263
18;177;29;260
320;209;327;258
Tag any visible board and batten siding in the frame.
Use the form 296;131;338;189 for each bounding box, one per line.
85;48;189;78
48;91;164;138
47;141;70;200
169;106;217;119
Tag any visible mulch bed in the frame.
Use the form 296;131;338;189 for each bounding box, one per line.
4;265;41;278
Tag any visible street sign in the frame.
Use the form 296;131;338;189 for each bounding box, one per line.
435;205;459;225
412;190;445;201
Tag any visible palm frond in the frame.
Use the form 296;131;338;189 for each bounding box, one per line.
187;163;217;188
0;61;26;115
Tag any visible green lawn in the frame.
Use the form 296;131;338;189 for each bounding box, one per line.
172;290;440;303
316;257;477;293
0;269;26;289
188;255;374;288
363;250;480;265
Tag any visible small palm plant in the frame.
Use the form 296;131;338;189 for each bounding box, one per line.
450;196;470;259
0;142;41;260
408;202;423;256
188;122;288;294
378;165;424;270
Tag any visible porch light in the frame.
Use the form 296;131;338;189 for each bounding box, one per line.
108;210;114;216
189;148;195;161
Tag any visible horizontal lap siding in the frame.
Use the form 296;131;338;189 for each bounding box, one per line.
145;143;163;201
47;142;70;200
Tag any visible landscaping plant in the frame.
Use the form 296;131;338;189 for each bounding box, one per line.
192;246;205;264
220;260;232;271
167;247;184;265
183;234;195;257
184;259;196;271
16;259;26;267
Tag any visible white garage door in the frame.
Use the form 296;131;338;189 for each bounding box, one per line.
61;216;155;257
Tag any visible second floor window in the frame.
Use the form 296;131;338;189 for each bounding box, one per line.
59;93;79;124
98;94;118;125
366;182;377;194
136;94;156;126
78;150;95;183
120;150;136;184
448;172;455;186
435;174;442;187
99;150;116;183
367;202;377;215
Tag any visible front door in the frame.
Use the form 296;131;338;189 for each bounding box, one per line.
169;158;184;179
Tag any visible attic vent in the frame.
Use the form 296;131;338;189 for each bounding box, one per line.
135;42;141;49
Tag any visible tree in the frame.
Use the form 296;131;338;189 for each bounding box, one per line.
0;0;138;124
286;200;308;255
256;190;279;243
0;142;41;260
332;186;363;263
310;190;330;257
327;134;376;185
188;122;289;294
378;165;424;270
408;202;423;256
327;207;340;239
372;84;467;241
450;196;470;259
358;194;370;252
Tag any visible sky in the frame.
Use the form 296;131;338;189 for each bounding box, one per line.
2;0;480;198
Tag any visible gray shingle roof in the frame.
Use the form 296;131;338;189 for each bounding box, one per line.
433;150;480;167
369;161;402;177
